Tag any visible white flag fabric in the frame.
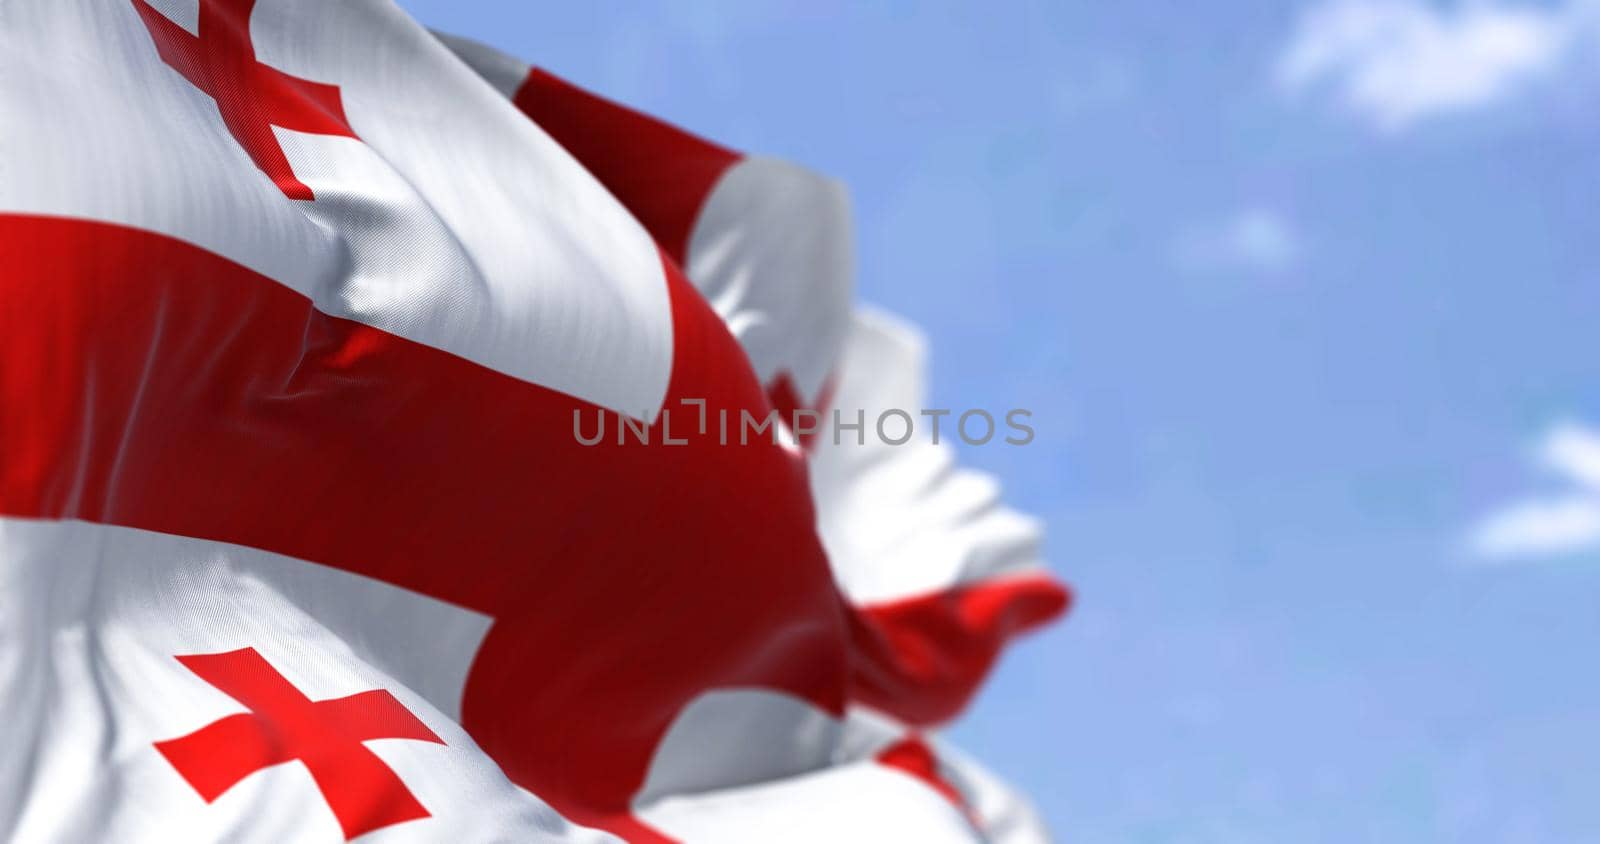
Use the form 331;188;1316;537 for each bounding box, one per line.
0;2;1068;841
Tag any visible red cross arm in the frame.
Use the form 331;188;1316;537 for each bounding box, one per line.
316;689;446;745
131;0;206;89
154;713;295;802
301;746;435;840
255;65;358;139
155;648;447;840
130;0;359;201
174;648;314;714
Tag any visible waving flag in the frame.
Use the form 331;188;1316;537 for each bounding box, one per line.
1;2;1068;841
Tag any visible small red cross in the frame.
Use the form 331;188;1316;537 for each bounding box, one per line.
154;647;445;840
131;0;359;200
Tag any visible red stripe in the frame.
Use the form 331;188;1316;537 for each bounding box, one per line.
511;69;741;266
851;575;1071;725
1;213;837;839
0;213;1067;834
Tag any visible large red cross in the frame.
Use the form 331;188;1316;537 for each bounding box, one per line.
153;647;446;840
131;0;359;200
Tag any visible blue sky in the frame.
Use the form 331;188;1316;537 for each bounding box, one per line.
401;1;1600;839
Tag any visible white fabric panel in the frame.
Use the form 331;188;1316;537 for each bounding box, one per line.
810;307;1049;605
0;517;614;843
637;760;981;844
632;689;841;807
686;156;856;404
937;744;1054;844
840;707;1054;844
430;31;531;100
0;0;672;418
636;694;1001;842
427;35;858;409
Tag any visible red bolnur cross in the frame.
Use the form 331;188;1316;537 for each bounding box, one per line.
154;647;445;840
131;0;359;201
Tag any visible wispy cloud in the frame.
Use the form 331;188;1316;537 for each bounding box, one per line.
1174;208;1302;275
1469;421;1600;561
1278;0;1600;131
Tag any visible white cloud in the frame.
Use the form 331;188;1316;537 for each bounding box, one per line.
1278;0;1600;130
1175;208;1302;275
1469;421;1600;561
1538;420;1600;488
